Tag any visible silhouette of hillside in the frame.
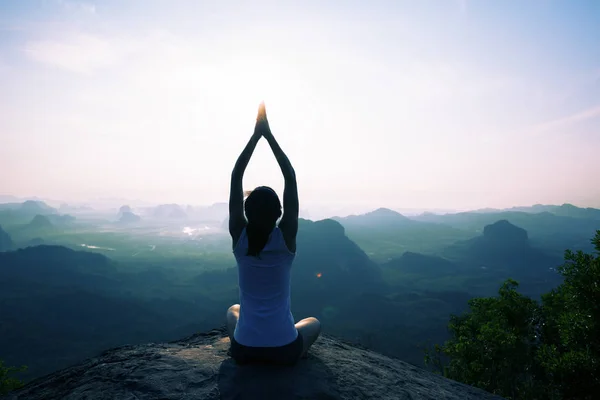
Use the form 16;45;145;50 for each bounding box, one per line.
443;220;563;296
0;201;59;228
0;224;13;251
414;209;600;254
46;214;75;225
119;211;141;223
334;207;412;227
0;212;582;385
28;215;53;229
474;203;600;220
334;208;472;260
0;246;212;379
195;218;381;316
0;245;117;288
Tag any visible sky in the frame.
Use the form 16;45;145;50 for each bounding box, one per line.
0;0;599;213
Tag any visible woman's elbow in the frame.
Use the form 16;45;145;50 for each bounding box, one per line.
286;169;296;181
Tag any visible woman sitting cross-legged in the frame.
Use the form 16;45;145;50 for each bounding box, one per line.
226;103;321;365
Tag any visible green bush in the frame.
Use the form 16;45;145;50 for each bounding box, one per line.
427;231;600;400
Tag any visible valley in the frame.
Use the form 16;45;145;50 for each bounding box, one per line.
1;199;597;381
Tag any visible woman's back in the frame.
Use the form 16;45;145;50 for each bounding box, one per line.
226;103;320;363
233;226;297;347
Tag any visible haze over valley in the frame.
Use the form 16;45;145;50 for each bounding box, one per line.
1;1;599;399
1;196;598;380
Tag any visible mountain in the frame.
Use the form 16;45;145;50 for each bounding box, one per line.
444;220;563;297
0;224;13;251
294;218;381;289
0;246;212;379
481;219;529;250
118;204;133;215
413;210;600;254
548;203;600;220
0;245;118;288
470;204;557;214
334;207;413;227
469;203;600;220
20;200;56;215
0;200;56;214
0;201;58;227
334;208;472;260
28;214;53;229
151;204;188;220
500;203;600;220
447;220;536;263
118;211;141;223
5;327;503;400
46;214;75;225
194;218;381;321
117;205;141;223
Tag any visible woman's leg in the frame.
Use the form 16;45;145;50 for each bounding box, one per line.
227;304;240;341
295;317;321;357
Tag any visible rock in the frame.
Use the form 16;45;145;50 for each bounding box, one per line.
5;327;503;400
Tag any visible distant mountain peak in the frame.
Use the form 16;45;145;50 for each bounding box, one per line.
20;200;56;214
336;208;411;226
119;211;141;224
482;220;529;247
119;205;133;214
366;207;408;219
29;214;53;229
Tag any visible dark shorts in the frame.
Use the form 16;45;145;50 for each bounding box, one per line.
230;331;304;366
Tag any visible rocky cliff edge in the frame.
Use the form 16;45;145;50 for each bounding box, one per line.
5;327;503;400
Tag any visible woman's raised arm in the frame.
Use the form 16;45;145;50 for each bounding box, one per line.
258;104;299;251
229;122;262;247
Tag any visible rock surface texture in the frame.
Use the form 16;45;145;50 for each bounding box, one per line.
5;327;504;400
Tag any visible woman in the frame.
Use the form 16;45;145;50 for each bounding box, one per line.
226;103;321;365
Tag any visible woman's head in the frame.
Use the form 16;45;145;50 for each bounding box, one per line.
244;186;282;257
244;186;282;227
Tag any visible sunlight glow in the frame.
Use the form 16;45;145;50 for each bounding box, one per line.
209;57;294;122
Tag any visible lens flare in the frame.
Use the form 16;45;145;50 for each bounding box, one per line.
316;272;322;278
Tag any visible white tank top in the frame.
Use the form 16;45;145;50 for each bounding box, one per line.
233;226;298;347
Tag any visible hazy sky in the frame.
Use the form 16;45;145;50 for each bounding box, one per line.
1;0;599;211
